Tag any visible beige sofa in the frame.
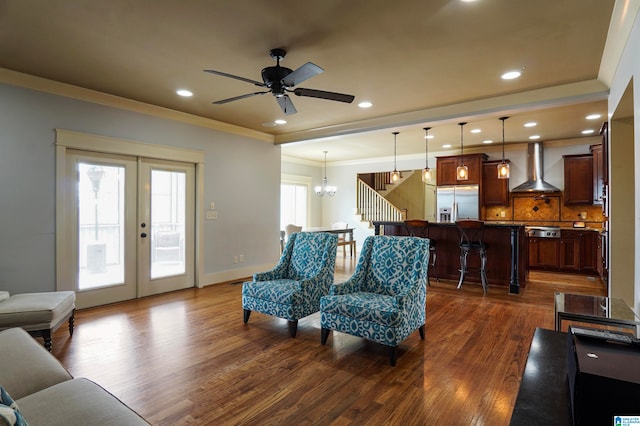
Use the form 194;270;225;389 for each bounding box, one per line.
0;328;149;425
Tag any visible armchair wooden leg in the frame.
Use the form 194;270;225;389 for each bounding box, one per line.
243;309;251;324
388;346;397;366
419;325;425;340
321;328;330;345
288;320;298;338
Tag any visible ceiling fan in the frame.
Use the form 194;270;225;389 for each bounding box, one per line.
204;48;355;115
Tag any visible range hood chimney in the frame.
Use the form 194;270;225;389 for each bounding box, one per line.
511;142;560;192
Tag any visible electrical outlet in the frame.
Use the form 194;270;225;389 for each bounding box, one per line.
233;256;238;264
210;201;215;210
500;211;506;218
239;254;245;263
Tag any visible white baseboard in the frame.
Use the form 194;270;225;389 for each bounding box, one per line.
198;262;276;287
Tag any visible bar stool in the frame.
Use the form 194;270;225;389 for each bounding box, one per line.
455;220;488;294
404;220;437;285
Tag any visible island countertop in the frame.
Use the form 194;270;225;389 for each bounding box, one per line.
373;221;527;294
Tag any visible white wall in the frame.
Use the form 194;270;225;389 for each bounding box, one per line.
0;83;281;294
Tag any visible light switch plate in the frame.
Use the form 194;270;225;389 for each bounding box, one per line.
206;211;217;220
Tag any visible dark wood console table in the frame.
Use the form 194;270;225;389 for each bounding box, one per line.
509;328;573;425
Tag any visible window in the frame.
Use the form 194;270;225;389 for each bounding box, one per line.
281;174;311;230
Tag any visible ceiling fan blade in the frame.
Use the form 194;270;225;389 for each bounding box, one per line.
282;62;324;87
277;95;297;115
293;88;355;103
204;69;265;87
213;92;268;104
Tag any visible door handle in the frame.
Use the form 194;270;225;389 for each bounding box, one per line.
141;233;147;238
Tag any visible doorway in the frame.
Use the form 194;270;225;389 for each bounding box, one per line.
55;130;203;309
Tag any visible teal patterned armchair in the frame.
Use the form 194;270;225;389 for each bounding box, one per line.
242;232;338;337
320;235;430;365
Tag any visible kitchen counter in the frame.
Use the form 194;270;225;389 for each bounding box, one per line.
373;221;527;294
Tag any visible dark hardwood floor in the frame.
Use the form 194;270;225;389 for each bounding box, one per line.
50;257;605;425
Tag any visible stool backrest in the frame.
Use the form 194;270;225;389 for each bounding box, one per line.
404;220;429;238
456;220;485;247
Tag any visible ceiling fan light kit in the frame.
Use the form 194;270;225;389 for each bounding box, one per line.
204;49;355;115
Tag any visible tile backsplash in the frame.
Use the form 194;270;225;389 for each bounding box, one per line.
484;193;604;228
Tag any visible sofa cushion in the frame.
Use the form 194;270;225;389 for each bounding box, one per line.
0;292;75;330
0;386;27;426
0;328;72;400
16;378;149;426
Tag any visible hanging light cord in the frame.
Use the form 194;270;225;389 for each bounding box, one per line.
459;122;466;163
323;151;328;180
393;131;399;170
500;117;508;161
424;127;430;168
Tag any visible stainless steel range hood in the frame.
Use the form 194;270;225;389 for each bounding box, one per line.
511;142;560;192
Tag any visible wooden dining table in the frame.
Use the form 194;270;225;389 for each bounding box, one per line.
304;227;356;257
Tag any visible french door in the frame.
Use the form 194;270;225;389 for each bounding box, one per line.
64;150;195;308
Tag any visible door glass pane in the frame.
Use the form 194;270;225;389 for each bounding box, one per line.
78;163;125;290
151;170;186;279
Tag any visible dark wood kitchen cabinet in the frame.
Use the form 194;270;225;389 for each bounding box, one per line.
482;160;510;206
559;233;581;271
559;230;598;273
436;154;487;186
564;154;593;205
528;238;559;270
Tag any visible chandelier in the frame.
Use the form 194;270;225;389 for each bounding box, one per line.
315;151;337;197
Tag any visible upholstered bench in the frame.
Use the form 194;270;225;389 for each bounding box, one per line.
0;291;75;351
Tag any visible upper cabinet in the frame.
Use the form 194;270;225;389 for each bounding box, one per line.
563;154;593;205
482;160;510;206
436;153;487;186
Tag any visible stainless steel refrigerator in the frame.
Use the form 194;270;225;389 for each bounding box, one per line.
436;185;480;222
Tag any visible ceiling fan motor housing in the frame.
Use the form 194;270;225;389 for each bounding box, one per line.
262;66;293;95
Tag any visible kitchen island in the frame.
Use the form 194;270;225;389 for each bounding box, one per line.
373;221;527;294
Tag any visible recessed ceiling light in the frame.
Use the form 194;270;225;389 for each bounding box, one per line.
529;135;541;140
501;70;522;80
358;101;373;108
442;144;452;149
524;122;537;127
176;89;193;97
586;114;602;120
470;128;482;134
581;129;595;135
482;140;493;144
274;119;287;125
261;122;277;127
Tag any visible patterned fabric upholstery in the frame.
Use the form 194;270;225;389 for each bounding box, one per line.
320;235;430;364
242;232;338;336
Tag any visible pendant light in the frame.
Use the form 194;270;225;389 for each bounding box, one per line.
456;122;469;180
391;132;400;182
314;151;337;197
497;116;510;179
422;127;432;183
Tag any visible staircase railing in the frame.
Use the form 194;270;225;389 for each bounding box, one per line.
356;178;406;225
